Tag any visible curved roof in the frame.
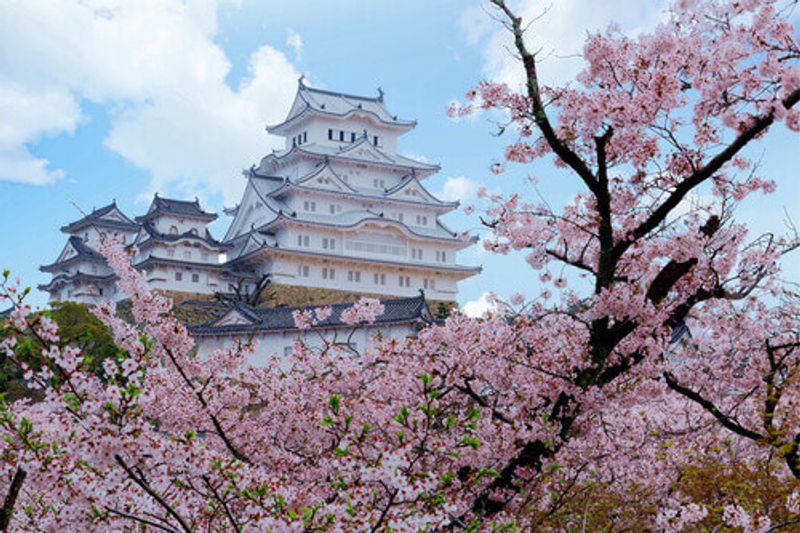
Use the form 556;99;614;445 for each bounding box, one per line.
136;195;217;223
259;210;468;244
136;222;230;250
40;236;106;272
230;241;482;278
38;271;116;292
60;201;139;233
267;80;416;134
258;141;440;177
191;292;432;336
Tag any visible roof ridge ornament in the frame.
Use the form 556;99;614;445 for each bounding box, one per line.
377;87;384;102
298;74;306;87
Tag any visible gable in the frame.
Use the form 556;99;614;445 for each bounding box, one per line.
214;309;257;327
297;167;352;193
100;208;130;224
57;241;79;262
385;177;443;204
337;139;392;163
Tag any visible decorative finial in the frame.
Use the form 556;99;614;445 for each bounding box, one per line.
194;196;199;204
411;169;416;178
298;74;306;87
377;87;384;102
362;129;368;139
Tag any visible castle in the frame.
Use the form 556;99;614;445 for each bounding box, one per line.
39;80;480;327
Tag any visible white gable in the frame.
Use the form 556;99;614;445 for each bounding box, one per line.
214;309;257;327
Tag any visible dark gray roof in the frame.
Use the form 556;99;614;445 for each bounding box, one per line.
0;307;12;320
38;271;116;292
267;79;416;133
61;202;139;233
133;255;227;270
137;222;229;249
41;236;105;272
136;195;217;223
190;292;433;336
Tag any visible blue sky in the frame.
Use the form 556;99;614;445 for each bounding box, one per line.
1;0;798;312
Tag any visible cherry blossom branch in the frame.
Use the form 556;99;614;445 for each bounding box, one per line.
104;507;181;533
615;87;800;261
114;454;193;533
0;467;25;532
663;372;764;442
489;0;599;194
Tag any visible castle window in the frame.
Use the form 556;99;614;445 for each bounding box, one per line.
98;288;104;296
303;200;316;212
373;136;379;146
303;131;307;143
169;226;178;235
424;278;436;290
416;215;428;226
297;265;310;278
373;273;386;285
322;267;335;280
436;251;446;263
398;275;410;287
411;248;423;260
328;129;333;140
167;249;175;258
339;130;345;141
350;132;356;142
192;273;199;283
348;270;361;282
329;204;336;214
175;272;183;281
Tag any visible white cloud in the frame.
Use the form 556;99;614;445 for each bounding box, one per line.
0;86;82;184
402;152;429;164
286;30;303;60
0;0;300;202
438;175;477;202
462;292;506;318
462;0;668;89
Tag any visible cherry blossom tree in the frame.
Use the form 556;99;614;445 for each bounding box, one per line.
2;0;800;529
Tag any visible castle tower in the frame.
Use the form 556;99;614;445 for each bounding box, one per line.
222;79;480;305
131;195;230;296
39;202;139;304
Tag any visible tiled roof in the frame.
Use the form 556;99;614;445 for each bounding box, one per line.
268;80;416;133
228;241;482;278
190;292;433;336
40;236;106;272
137;222;229;249
136;195;217;223
258;142;440;177
60;202;139;233
0;307;12;320
38;271;116;292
